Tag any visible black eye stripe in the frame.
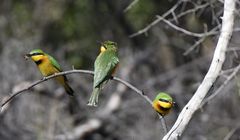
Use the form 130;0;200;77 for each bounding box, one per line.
31;52;44;56
159;98;171;103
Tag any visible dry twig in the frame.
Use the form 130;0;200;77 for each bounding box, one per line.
223;123;240;140
156;16;218;38
129;2;210;37
129;0;182;37
124;0;139;12
200;64;240;108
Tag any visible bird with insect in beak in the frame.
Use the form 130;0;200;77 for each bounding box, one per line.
25;49;74;96
152;92;174;116
87;41;119;107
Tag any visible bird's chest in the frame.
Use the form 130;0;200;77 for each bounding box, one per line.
37;61;57;76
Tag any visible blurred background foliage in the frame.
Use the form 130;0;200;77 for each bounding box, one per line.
0;0;240;140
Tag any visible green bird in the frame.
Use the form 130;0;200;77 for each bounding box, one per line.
25;49;74;96
152;92;174;116
88;41;119;106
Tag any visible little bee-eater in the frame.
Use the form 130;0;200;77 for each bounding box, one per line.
152;92;174;116
88;41;119;106
25;49;74;96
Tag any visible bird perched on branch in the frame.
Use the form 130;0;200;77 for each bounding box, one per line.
88;41;119;107
25;49;74;96
152;92;174;116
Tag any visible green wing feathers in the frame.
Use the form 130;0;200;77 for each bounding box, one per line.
48;54;74;96
48;54;62;72
93;51;119;87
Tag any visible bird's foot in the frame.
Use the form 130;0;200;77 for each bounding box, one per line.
41;77;47;81
87;102;98;107
109;76;114;80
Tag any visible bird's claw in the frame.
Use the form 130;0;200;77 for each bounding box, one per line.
41;77;47;80
87;102;98;107
109;76;114;80
158;114;163;119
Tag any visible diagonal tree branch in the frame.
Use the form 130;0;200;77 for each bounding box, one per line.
1;70;92;110
129;0;182;38
200;64;240;108
163;0;236;139
1;68;168;137
1;69;152;111
156;15;218;38
124;0;139;13
129;2;210;38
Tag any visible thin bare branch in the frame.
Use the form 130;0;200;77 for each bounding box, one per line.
129;0;182;37
129;2;210;38
124;0;139;13
174;3;210;21
200;64;240;108
157;15;218;38
1;69;152;111
184;37;206;55
1;70;93;110
159;115;168;134
223;123;240;140
183;26;220;55
114;77;152;104
183;26;240;55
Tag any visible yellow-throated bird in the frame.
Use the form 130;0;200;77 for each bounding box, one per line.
25;49;74;96
152;92;174;116
87;41;119;106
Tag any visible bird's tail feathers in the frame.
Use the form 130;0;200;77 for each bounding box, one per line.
87;87;101;107
64;83;74;96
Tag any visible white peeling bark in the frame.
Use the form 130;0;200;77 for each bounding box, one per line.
163;0;236;139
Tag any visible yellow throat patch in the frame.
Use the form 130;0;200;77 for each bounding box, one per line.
100;46;106;53
31;55;45;62
159;101;172;109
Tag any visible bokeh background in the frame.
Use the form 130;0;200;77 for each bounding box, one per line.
0;0;240;140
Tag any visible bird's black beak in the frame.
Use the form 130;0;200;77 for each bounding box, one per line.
172;101;176;106
24;54;31;60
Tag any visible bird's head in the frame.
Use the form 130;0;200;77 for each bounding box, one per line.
155;92;174;109
100;41;117;53
25;49;46;62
